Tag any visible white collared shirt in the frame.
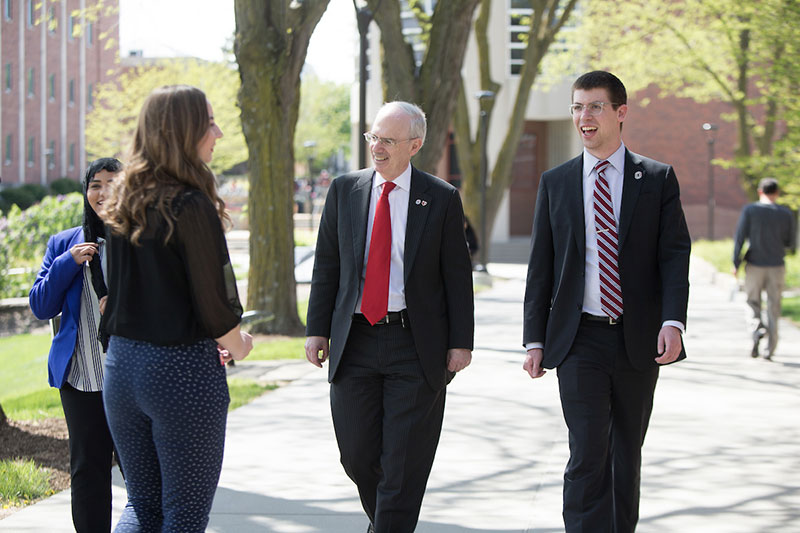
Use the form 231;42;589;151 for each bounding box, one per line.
582;143;626;316
356;164;411;314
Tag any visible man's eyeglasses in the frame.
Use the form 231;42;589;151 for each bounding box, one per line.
363;132;417;147
568;102;617;116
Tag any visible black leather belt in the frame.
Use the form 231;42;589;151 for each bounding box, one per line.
581;313;622;325
353;309;409;327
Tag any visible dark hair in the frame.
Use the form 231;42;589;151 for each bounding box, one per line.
572;71;627;107
83;157;123;300
758;178;779;195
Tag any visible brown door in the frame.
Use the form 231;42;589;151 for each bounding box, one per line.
509;121;547;236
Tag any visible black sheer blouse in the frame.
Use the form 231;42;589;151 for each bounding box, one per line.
104;188;243;345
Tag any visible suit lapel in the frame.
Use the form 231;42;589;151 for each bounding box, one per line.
349;169;374;275
404;167;431;284
618;149;644;248
566;156;585;260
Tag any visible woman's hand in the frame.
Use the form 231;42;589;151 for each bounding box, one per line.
70;242;98;265
98;296;108;315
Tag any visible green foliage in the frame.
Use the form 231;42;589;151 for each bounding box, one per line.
227;378;277;411
562;0;800;201
693;238;800;288
87;57;247;174
0;193;83;298
0;459;54;505
294;74;351;173
49;178;83;196
0;184;48;213
782;296;800;324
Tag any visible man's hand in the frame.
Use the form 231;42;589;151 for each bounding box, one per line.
523;348;546;379
98;296;107;315
447;348;472;373
655;325;682;364
305;336;330;368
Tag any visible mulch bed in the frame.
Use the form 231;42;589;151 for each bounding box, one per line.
0;418;70;519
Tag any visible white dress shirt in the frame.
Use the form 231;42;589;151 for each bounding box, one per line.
356;164;411;314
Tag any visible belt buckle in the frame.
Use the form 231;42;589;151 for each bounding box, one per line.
377;314;389;325
608;316;618;325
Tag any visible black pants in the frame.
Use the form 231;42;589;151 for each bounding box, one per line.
330;320;445;533
556;321;659;533
60;383;115;533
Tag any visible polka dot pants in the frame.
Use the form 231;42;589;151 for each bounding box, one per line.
103;336;230;532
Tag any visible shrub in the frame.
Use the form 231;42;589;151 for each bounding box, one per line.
49;178;83;195
0;193;83;298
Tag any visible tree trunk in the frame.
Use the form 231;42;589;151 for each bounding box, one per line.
370;0;480;175
0;403;6;425
456;0;579;251
234;0;329;335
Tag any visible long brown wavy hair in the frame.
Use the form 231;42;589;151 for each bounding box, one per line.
104;85;228;245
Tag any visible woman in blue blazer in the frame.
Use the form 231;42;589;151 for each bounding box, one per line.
29;158;123;533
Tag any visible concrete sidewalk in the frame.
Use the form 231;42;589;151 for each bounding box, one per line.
2;259;799;531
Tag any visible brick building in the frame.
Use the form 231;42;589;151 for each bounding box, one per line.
1;0;118;187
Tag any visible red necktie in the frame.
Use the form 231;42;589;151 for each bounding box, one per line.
362;181;396;325
593;160;623;319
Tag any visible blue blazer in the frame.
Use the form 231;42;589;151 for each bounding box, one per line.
29;226;86;388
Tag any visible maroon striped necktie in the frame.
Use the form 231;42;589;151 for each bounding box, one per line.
593;160;623;319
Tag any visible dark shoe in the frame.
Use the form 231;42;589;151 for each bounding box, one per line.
751;339;760;358
764;353;773;361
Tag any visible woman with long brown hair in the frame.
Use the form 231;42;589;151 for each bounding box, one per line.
102;85;252;532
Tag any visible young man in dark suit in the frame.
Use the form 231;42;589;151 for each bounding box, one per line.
522;71;691;532
305;101;474;533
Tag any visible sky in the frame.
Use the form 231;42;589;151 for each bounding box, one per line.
118;0;357;84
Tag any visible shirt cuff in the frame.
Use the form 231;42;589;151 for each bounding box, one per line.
662;320;685;334
525;342;543;351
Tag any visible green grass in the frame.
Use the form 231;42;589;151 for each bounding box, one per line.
1;389;64;420
247;337;305;361
227;378;277;411
782;295;800;324
0;459;54;506
0;334;52;404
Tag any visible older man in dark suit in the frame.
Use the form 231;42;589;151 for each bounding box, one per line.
522;71;691;532
305;101;474;533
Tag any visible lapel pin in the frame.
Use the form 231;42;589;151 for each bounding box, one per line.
415;199;421;205
634;171;643;180
421;200;427;206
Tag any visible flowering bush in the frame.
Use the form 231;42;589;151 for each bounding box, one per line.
0;193;83;299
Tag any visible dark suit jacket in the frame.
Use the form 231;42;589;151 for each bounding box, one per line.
29;227;86;388
523;149;691;371
306;166;474;390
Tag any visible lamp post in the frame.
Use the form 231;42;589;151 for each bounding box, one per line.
353;0;380;169
476;90;495;272
702;122;718;240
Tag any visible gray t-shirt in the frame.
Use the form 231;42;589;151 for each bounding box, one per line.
733;201;796;268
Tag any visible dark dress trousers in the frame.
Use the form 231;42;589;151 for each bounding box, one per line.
306;166;474;532
523;149;691;532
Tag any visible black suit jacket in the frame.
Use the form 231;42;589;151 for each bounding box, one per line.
523;149;691;371
306;166;474;390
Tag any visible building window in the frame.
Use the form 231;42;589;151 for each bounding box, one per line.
69;79;74;104
26;0;34;27
69;15;76;40
87;83;93;108
4;63;11;92
4;134;12;165
27;68;35;96
47;140;55;169
48;74;55;100
3;0;11;20
27;136;35;166
508;4;532;76
87;22;93;46
69;143;75;170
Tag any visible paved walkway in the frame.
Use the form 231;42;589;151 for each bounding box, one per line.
2;259;799;532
